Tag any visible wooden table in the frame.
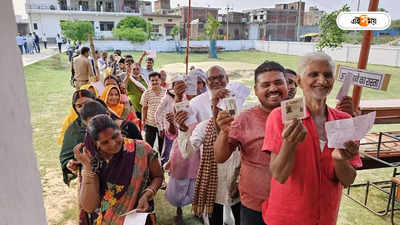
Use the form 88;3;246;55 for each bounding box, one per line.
360;99;400;124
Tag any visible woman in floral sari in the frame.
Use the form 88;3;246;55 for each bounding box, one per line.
101;85;139;127
74;115;163;225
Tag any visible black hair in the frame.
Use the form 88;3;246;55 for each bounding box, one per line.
80;101;108;122
72;89;95;114
87;115;119;141
254;61;285;83
81;47;90;55
284;69;297;77
146;57;154;62
104;75;121;86
114;49;121;56
125;55;133;59
149;71;161;79
118;58;125;64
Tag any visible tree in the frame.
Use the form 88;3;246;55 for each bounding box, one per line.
390;19;400;31
170;25;181;40
113;16;152;43
316;5;350;50
60;21;94;42
205;14;221;58
205;14;221;40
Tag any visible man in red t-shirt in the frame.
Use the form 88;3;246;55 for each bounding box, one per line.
214;61;289;225
262;52;362;225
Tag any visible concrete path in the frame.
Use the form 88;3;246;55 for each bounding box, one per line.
22;43;61;67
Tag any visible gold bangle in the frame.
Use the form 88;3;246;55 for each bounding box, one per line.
143;187;156;197
82;170;97;178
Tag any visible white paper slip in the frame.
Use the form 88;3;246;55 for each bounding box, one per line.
281;97;306;122
336;73;353;101
146;50;157;59
325;111;376;148
175;100;197;125
122;209;152;225
175;100;190;112
185;72;198;96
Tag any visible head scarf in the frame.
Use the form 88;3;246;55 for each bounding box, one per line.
189;68;207;94
57;89;96;145
79;83;99;97
100;85;124;118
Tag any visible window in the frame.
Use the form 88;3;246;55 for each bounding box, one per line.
165;26;173;35
79;1;89;11
105;2;113;12
253;15;258;20
168;19;173;22
100;21;114;31
148;18;153;21
152;25;160;33
198;23;204;29
33;23;38;30
260;15;264;20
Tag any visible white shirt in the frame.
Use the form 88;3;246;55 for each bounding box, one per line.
188;82;251;124
141;67;152;85
56;36;63;43
178;120;240;206
41;36;47;42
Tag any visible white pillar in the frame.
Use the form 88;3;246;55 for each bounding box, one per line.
0;1;47;225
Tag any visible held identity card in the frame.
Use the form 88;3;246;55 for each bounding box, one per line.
281;97;306;122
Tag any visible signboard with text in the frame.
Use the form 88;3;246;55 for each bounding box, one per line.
335;65;391;91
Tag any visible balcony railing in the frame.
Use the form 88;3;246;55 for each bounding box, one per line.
25;3;138;13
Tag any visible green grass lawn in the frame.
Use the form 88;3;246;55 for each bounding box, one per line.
25;50;400;225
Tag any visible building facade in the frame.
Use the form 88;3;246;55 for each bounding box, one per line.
244;1;304;41
218;12;248;40
304;6;324;26
26;0;144;41
169;6;219;40
143;13;181;40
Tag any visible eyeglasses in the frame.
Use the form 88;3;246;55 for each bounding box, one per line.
207;74;225;82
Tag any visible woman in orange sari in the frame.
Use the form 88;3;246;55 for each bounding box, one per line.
101;85;140;127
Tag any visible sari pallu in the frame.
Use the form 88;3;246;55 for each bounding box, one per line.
92;138;158;225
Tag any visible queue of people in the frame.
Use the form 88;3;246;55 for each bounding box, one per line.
58;48;361;225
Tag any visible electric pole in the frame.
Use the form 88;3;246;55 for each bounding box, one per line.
225;5;232;40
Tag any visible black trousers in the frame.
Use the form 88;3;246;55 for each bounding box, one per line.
240;204;267;225
58;43;62;53
144;125;163;154
18;45;23;54
43;41;47;49
209;202;241;225
136;111;142;120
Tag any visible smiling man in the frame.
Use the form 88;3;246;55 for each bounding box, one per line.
214;61;288;225
262;52;362;225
